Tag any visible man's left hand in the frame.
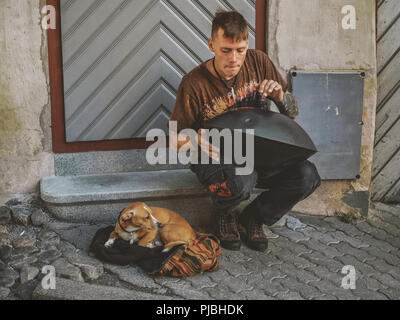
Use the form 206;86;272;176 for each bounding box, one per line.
258;80;284;103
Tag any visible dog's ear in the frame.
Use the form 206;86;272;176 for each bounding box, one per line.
120;209;134;221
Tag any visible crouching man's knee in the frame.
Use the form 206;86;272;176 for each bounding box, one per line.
210;171;258;206
229;171;258;201
298;161;321;198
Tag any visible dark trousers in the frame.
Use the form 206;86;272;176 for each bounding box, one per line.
190;161;321;226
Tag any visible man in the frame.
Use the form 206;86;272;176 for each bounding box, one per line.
169;11;321;252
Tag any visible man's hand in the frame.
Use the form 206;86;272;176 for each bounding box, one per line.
170;131;220;162
196;130;220;162
258;80;284;103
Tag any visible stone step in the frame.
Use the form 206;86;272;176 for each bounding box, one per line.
40;169;214;226
54;149;188;176
32;277;172;300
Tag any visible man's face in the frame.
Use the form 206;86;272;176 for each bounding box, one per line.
208;28;249;80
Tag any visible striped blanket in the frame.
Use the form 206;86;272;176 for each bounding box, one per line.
152;233;222;277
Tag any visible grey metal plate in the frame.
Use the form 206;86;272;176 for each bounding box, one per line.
290;71;365;180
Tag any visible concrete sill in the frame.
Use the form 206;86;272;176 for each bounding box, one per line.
40;169;209;204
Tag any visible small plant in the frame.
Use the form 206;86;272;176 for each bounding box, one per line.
335;209;361;224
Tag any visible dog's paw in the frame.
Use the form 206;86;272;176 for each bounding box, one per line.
104;239;115;248
146;243;155;249
162;247;171;253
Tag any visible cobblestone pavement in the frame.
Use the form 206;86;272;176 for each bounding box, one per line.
1;197;400;300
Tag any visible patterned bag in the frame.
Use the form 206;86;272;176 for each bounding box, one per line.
151;233;222;277
90;227;222;277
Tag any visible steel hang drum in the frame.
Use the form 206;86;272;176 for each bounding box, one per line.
203;108;318;170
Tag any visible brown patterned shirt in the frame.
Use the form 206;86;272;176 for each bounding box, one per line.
169;49;298;133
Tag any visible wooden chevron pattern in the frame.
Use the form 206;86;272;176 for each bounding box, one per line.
60;0;256;142
371;0;400;202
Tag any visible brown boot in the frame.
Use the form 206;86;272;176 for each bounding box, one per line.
238;210;269;252
213;212;241;251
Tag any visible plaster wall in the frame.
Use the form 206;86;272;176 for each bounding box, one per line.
0;0;54;204
268;0;377;216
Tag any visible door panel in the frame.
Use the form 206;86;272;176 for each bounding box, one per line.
371;0;400;202
60;0;256;142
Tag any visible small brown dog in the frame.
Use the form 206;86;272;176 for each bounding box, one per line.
105;202;197;252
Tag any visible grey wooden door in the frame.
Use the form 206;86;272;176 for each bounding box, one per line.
371;0;400;202
60;0;256;143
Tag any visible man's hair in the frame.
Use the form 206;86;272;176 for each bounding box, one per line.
212;10;248;41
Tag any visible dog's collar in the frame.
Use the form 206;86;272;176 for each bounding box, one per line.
155;221;163;229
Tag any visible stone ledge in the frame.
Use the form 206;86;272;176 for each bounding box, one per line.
39;169;265;225
40;170;214;225
41;169;208;204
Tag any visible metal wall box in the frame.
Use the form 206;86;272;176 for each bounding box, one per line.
290;71;365;180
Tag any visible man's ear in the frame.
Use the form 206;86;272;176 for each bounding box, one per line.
208;38;214;53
